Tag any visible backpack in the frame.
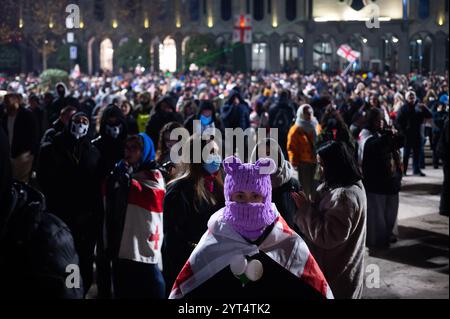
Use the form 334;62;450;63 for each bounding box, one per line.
270;106;294;137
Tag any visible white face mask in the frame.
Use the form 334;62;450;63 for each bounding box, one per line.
70;122;89;139
105;123;122;139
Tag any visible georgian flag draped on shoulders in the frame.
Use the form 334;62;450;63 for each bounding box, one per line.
103;167;165;268
169;204;334;299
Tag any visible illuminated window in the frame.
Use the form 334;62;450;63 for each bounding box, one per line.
159;37;177;72
252;43;268;70
100;38;114;72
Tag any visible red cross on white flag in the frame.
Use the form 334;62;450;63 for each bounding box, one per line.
337;44;361;62
233;15;252;44
148;225;160;250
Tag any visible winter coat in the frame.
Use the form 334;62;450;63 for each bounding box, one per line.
395;102;432;147
287;123;321;166
37;128;101;234
361;130;404;195
295;181;367;299
0;181;83;298
220;91;250;130
1;106;39;158
145;96;183;146
250;138;300;231
162;177;225;290
92;105;128;180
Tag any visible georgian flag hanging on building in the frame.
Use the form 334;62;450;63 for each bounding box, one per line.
233;15;252;44
337;44;361;62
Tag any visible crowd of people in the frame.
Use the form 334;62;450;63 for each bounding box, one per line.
0;69;448;299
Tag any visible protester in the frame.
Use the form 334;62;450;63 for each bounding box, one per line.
120;100;139;135
287;104;321;200
437;117;449;217
155;121;184;182
0;127;83;299
41;106;77;145
293;141;367;299
359;108;404;249
1;93;39;183
163;135;225;294
103;133;166;298
37;112;101;295
92;104;128;179
250;138;300;230
169;156;333;299
268;90;296;158
145;95;183;147
395;91;432;176
184;100;224;136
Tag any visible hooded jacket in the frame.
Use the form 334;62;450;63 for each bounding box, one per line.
1;105;39;158
0;127;83;298
184;100;224;135
92;105;128;180
145;96;183;147
250;138;300;230
220;90;250;130
49;82;79;123
37;113;101;232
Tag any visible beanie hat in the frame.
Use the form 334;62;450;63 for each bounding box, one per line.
222;156;277;240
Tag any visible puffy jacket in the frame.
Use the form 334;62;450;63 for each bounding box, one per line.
287;124;321;166
0;182;83;298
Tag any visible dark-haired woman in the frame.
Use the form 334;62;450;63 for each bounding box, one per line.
293;141;367;299
318;105;356;157
162;135;225;295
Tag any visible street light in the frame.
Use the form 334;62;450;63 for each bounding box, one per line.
362;37;368;44
299;38;304;44
416;39;422;44
392;36;399;43
112;19;118;29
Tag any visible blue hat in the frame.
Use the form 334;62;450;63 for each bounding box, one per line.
139;132;155;165
439;94;449;105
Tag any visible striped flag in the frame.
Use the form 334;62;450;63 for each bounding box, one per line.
169;204;334;299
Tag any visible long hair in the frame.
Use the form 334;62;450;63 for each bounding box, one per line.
168;134;224;209
155;121;184;164
317;140;362;189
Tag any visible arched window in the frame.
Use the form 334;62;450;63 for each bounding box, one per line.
253;0;264;21
159;37;177;72
286;0;297;21
252;42;268;70
221;0;232;21
100;38;114;72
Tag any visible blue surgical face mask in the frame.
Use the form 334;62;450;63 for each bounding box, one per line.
203;154;222;174
200;114;212;126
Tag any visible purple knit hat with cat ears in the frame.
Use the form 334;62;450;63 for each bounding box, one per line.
223;156;277;202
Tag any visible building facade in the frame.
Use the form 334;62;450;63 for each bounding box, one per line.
2;0;448;74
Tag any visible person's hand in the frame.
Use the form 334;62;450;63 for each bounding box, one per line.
291;191;308;210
